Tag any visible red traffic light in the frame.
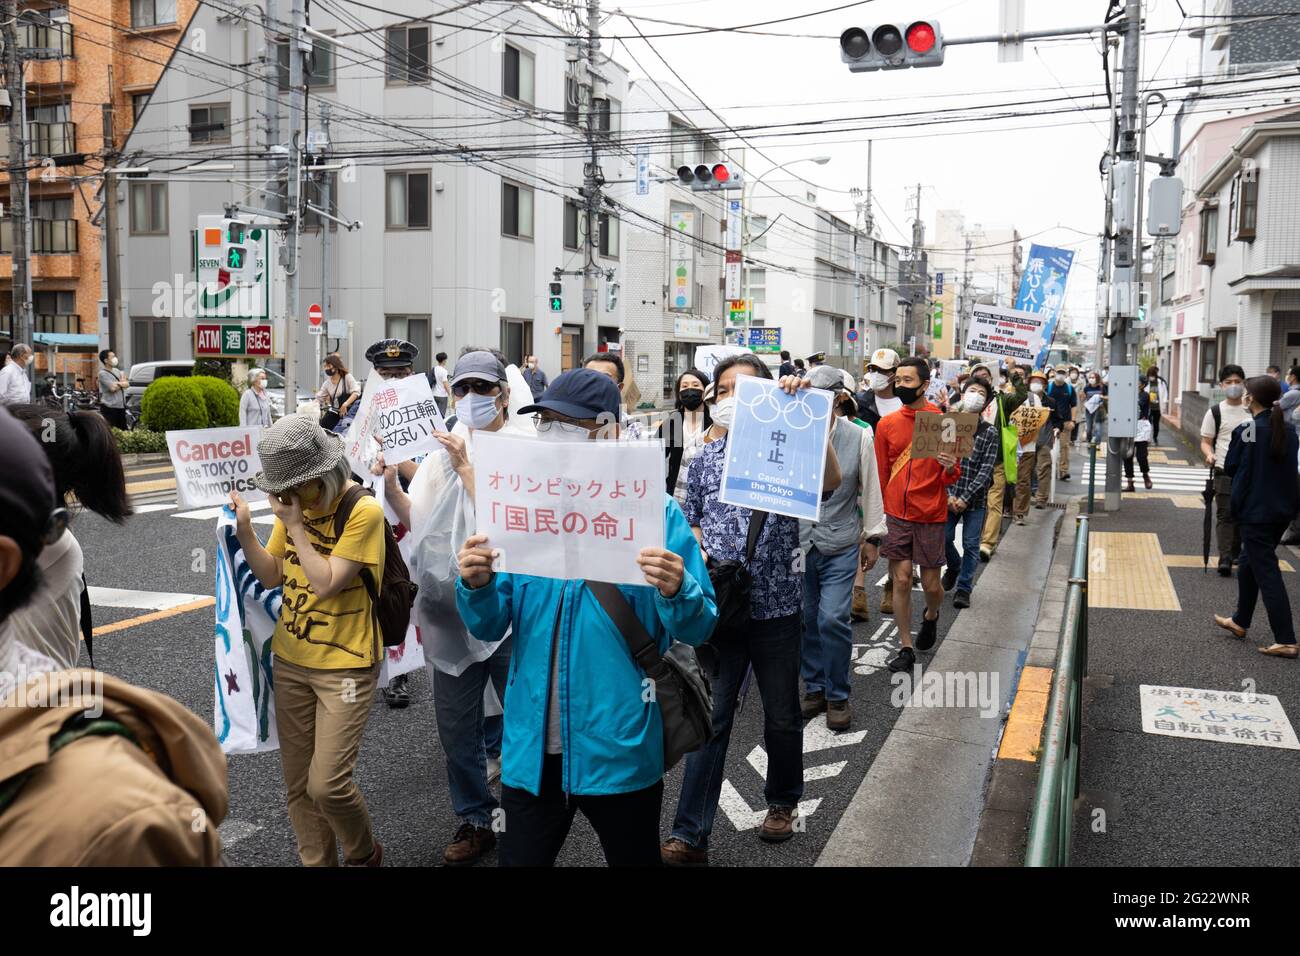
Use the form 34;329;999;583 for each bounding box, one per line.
906;21;936;54
711;163;730;184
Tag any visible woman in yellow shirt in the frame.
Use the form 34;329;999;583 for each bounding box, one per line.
230;415;386;867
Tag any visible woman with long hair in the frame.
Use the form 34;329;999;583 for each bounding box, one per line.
1214;376;1300;658
658;368;710;502
318;353;360;432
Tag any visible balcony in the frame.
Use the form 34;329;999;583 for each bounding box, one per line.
29;121;76;157
23;21;76;88
0;314;83;337
0;218;79;254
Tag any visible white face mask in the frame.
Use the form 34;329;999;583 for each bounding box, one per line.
1224;383;1245;400
961;392;986;414
459;391;501;430
1030;382;1044;394
109;357;119;368
536;420;590;441
867;371;891;392
711;397;736;431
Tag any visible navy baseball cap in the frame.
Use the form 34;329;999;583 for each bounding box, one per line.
519;368;621;422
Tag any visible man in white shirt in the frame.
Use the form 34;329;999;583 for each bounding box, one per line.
431;351;451;417
1200;363;1252;577
0;344;34;406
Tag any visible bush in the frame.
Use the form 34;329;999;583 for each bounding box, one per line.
141;377;208;432
191;375;240;427
112;427;169;454
193;357;235;386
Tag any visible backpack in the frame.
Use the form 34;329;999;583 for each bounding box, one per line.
333;485;418;648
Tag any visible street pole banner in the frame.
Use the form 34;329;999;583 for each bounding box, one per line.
344;373;447;474
912;411;979;459
695;344;751;377
1013;243;1074;368
367;477;426;685
718;376;833;522
472;432;666;587
669;209;695;310
167;426;266;508
214;507;280;754
964;302;1050;364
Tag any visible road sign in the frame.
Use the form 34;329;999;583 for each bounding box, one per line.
726;199;742;251
308;303;323;336
935;271;944;295
846;328;859;343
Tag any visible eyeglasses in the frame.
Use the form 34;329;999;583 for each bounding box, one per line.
452;379;502;398
376;367;412;379
532;415;595;437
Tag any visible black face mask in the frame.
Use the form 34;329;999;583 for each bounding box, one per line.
894;384;922;405
679;389;703;411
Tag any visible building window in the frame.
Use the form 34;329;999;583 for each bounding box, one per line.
749;268;767;305
1198;204;1217;265
386;24;430;84
1231;168;1258;242
751;216;768;251
1215;329;1236;370
131;0;176;29
129;182;167;235
303;173;339;230
131;92;151;121
385;171;430;229
132;316;169;362
670;120;694;168
188;103;230;144
594;96;619;136
499;318;534;368
385;315;430;364
564;76;581;126
598;212;619;258
1199;338;1217;384
503;43;534;104
278;38;334;90
564;200;580;250
502;180;533;239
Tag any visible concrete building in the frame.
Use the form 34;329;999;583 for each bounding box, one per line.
926;209;1022;360
112;0;627;387
1194;0;1300;76
1;0;199;385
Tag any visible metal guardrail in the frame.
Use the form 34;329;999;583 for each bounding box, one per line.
1025;513;1090;867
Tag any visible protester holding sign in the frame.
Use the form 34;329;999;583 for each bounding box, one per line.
974;362;1029;561
663;354;841;865
942;379;999;609
874;358;960;674
1011;370;1060;522
230;415;387;867
456;369;716;866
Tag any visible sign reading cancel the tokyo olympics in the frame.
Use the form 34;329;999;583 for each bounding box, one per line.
718;376;833;522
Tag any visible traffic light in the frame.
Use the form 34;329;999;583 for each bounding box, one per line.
549;281;563;313
676;162;743;192
840;21;945;71
219;217;256;284
606;281;620;313
197;214;258;288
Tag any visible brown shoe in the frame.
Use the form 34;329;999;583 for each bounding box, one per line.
345;839;383;867
1258;643;1299;659
880;580;894;616
661;837;708;866
759;806;797;843
1125;479;1136;492
1143;474;1153;489
443;823;496;866
827;699;851;731
801;691;827;720
1214;614;1247;640
850;586;869;622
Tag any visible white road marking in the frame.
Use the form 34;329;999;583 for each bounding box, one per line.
173;500;272;520
747;745;847;782
87;587;212;610
718;780;822;831
217;819;264;847
133;502;178;514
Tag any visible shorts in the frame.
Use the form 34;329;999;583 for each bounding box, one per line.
881;514;946;568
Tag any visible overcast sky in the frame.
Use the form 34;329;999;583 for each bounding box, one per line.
609;0;1203;334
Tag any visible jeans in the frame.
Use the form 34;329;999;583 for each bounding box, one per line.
499;754;663;866
671;612;803;850
1233;522;1296;645
800;545;859;702
944;505;986;594
432;637;511;827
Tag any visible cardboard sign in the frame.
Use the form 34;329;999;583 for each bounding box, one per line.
912;412;979;460
718;376;834;522
964;303;1050;363
1010;404;1051;446
473;432;665;587
167;426;267;508
344;373;447;473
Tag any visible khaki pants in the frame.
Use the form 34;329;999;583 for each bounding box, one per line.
273;655;379;866
1013;446;1054;516
1058;424;1072;476
980;462;1008;554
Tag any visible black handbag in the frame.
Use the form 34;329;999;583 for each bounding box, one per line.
707;510;767;637
586;581;713;771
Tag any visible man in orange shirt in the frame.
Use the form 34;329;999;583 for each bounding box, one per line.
874;357;960;673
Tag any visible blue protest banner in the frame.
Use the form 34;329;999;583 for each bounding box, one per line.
718;376;833;521
1013;243;1074;368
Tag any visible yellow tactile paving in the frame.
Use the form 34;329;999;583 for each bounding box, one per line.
998;666;1053;762
1165;554;1294;572
124;478;177;494
1089;532;1182;611
1122;492;1204;509
123;465;175;478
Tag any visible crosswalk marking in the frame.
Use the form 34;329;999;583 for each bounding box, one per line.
173;500;271;521
88;587;212;610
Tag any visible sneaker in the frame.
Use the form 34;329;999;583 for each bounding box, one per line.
1014;516;1027;526
880;580;894;616
759;806;797;843
443;823;496;866
850;586;870;622
800;691;827;720
916;610;939;651
887;646;916;673
345;840;383;867
661;837;709;866
382;673;411;709
486;755;502;785
979;548;992;563
1062;473;1072;481
941;566;959;591
827;699;851;731
953;589;971;609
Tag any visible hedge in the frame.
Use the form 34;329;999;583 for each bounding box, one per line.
141;377;208;431
193;357;235;386
191;375;240;427
112;427;169;454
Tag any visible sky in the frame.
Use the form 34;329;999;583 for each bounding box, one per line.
605;0;1204;335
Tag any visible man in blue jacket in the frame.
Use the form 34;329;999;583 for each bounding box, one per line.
456;369;717;865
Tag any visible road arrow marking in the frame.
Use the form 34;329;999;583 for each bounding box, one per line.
718;780;822;831
747;745;847;781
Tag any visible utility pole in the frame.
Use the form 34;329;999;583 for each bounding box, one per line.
909;182;924;353
263;0;282;212
4;0;33;380
282;0;306;413
857;140;874;367
318;102;330;375
958;235;973;360
102;71;121;356
582;0;603;354
851;188;863;370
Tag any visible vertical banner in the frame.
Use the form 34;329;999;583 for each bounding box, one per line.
669;208;695;311
1014;243;1074;368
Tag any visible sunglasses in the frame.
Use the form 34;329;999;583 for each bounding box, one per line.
452;379;501;398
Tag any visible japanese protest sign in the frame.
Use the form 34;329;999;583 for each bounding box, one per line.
167;426;266;508
344;373;447;473
963;303;1050;364
472;432;665;587
1013;243;1075;368
912;411;979;460
367;477;426;685
695;344;751;378
1139;684;1298;750
1010;404;1051;446
718;376;834;522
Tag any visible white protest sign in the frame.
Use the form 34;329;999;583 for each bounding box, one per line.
473;432;665;587
695;344;751;378
344;373;447;473
1139;684;1299;750
963;303;1050;364
167;426;266;508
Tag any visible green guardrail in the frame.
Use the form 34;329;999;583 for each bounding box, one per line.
1025;513;1090;867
